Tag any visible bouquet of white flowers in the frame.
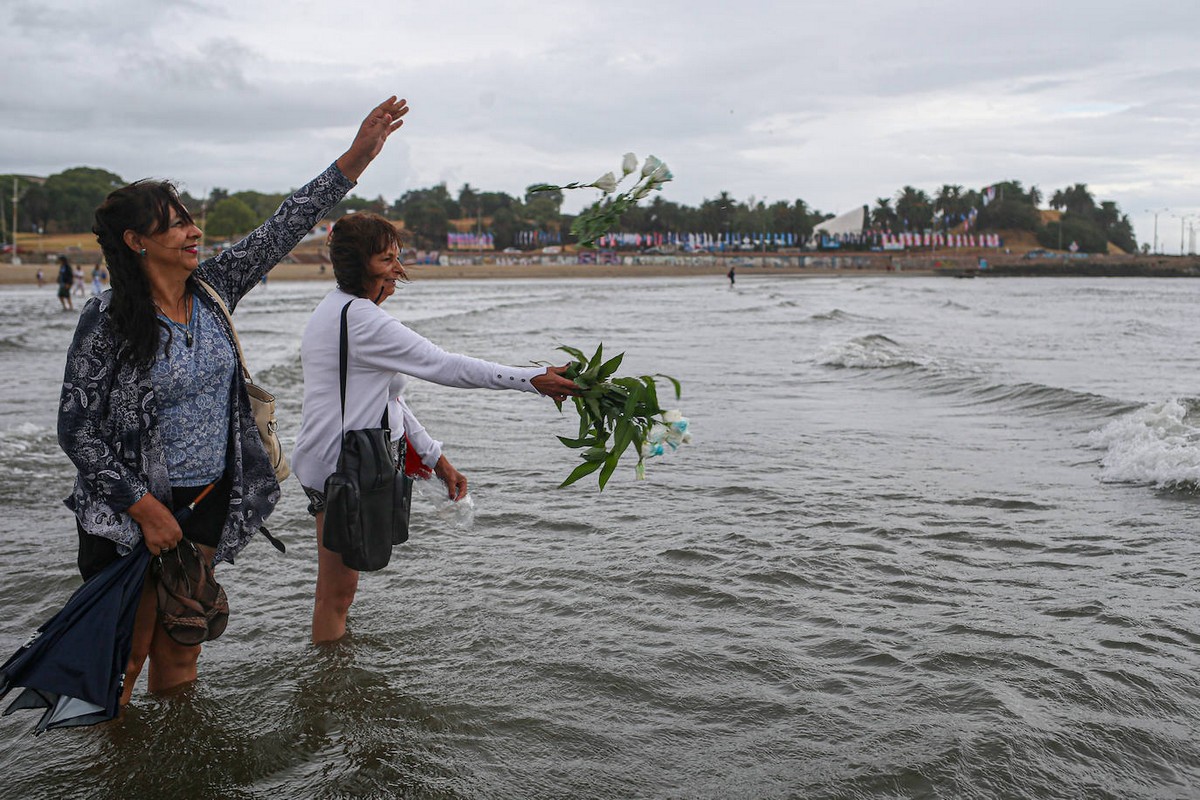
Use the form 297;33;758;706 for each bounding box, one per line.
529;153;673;247
552;343;689;490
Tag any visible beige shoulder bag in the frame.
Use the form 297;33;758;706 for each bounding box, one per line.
196;279;291;482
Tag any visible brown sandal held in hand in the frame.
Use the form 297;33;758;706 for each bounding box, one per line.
151;540;229;645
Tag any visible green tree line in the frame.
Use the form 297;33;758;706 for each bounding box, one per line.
1;167;1137;254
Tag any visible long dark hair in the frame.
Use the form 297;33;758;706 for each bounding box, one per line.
92;180;195;367
328;213;405;298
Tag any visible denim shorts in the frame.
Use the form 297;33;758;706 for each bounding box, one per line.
302;485;326;517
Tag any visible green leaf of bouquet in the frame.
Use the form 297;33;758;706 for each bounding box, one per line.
597;352;624;381
642;376;660;413
560;459;604;488
597;450;621;490
589;343;604;370
656;373;682;399
558;345;588;364
557;435;596;448
583;445;609;461
612;419;635;461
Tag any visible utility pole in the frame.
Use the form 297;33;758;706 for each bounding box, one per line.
1171;214;1191;256
11;177;20;265
1144;208;1168;254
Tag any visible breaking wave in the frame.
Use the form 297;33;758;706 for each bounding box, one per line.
1089;398;1200;490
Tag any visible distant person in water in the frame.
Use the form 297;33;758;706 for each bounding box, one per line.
56;256;74;310
727;265;736;286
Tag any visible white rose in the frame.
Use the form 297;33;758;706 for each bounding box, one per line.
641;155;662;177
622;152;638;175
651;163;673;184
663;409;683;423
591;172;618;193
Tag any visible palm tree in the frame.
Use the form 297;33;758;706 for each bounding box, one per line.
1051;183;1095;216
934;184;965;228
870;197;897;231
895;186;933;231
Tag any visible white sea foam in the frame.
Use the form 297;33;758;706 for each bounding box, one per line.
816;334;923;369
0;422;48;458
1089;398;1200;488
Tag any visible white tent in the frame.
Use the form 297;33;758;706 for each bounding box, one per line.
814;205;868;237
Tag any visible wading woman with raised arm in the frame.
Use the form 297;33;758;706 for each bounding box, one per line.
291;212;578;643
59;96;409;703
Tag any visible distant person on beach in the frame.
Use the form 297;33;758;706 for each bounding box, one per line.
57;96;408;704
36;268;44;287
291;211;579;643
91;262;105;296
73;265;86;297
55;256;74;310
727;266;736;286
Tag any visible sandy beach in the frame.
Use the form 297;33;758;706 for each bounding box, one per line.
0;252;936;285
2;234;1196;285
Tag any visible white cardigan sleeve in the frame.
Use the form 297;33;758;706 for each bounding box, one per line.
351;304;545;392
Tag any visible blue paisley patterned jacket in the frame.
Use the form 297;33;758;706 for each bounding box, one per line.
59;163;354;564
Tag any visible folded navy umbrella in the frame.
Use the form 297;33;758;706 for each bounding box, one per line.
0;484;222;734
0;541;151;734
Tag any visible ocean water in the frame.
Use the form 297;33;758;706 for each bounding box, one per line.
0;274;1197;799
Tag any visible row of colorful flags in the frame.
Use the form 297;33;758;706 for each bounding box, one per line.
449;228;1002;251
590;231;804;248
880;232;1002;248
515;230;562;246
447;232;495;250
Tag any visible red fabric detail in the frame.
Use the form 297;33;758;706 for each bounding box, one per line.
402;436;434;478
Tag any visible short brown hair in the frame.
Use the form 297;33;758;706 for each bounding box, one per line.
328;213;407;297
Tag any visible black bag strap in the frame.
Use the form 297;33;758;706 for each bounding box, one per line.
338;299;389;436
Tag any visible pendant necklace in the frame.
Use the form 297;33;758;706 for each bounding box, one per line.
155;294;194;347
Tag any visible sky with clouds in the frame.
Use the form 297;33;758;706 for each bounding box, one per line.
3;0;1197;250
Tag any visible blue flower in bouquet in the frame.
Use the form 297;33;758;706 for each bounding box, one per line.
638;410;691;477
529;153;674;247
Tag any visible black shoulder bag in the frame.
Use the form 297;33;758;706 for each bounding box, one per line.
321;299;412;571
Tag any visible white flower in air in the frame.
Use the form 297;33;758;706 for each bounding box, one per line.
622;152;638;175
641;155;662;177
591;172;619;193
663;409;683;423
651;163;673;184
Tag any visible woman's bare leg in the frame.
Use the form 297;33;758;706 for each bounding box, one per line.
143;543;214;695
312;511;360;643
119;573;157;705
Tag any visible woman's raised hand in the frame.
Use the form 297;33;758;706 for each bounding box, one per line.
336;96;410;182
531;365;581;404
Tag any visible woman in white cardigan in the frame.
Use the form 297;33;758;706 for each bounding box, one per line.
292;212;577;642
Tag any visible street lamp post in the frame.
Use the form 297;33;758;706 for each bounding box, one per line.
1144;207;1169;254
1170;214;1193;256
759;196;768;253
11;177;20;266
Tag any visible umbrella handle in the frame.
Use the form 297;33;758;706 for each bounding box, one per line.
172;481;216;523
